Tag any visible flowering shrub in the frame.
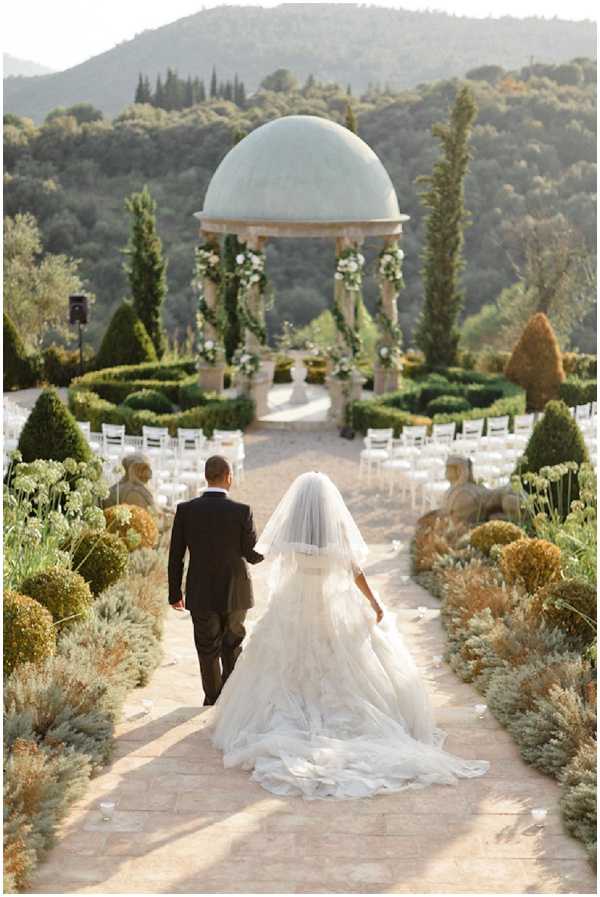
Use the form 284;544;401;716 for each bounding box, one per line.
4;454;108;590
499;537;562;593
20;566;92;629
196;332;221;366
104;504;158;551
470;520;525;556
334;247;364;291
71;530;129;595
194;244;221;284
3;591;56;677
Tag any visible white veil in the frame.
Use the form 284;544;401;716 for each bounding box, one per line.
255;471;368;569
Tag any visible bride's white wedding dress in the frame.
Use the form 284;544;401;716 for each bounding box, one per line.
212;473;489;799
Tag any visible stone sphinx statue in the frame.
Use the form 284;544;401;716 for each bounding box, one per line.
421;454;521;526
103;452;158;516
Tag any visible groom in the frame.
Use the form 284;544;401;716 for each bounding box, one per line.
168;455;264;705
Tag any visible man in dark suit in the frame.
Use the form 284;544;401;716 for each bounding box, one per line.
168;455;263;705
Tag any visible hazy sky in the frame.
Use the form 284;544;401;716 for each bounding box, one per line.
4;0;598;72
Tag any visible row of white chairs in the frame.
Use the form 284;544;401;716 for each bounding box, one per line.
77;423;246;509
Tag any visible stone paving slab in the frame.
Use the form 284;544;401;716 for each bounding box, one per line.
25;431;596;894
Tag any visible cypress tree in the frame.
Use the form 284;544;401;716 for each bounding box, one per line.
415;85;477;369
345;102;357;133
210;66;218;98
143;76;152;103
134;73;145;104
236;81;245;108
197;79;206;102
184;76;194;108
154;74;165;108
123;186;168;359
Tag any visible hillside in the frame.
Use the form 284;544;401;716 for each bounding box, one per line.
3;61;597;352
3;53;55;78
3;4;597;122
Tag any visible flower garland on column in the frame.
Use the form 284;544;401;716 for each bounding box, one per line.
332;246;364;364
375;244;404;369
233;247;270;347
194;243;223;365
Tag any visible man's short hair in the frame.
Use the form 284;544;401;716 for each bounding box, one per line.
205;455;232;484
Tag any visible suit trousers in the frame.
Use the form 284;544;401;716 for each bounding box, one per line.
190;609;247;704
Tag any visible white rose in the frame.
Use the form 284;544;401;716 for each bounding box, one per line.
348;261;358;272
210;254;219;264
334;272;343;280
357;254;365;264
397;249;405;259
240;354;250;363
380;347;389;357
250;273;260;283
236;254;245;264
205;340;214;350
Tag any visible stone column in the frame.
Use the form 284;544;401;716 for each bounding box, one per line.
236;235;272;418
374;236;402;395
197;230;226;394
327;237;365;426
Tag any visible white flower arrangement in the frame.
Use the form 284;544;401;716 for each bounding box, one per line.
331;352;354;380
377;342;401;369
335;248;364;292
234;248;266;293
232;348;261;379
197;330;220;366
378;245;405;290
195;244;221;284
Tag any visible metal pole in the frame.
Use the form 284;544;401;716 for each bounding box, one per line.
78;320;83;376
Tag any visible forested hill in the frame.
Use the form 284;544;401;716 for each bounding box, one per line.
3;61;597;352
3;4;597;121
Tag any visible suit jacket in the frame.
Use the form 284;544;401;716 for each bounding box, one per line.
167;491;263;614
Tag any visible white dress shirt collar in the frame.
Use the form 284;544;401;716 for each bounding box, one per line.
204;487;228;494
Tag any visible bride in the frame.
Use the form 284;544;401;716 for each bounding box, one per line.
212;471;489;799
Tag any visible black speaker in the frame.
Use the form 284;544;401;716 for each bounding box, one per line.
69;294;88;326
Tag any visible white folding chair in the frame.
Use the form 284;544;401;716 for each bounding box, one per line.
381;438;412;497
77;420;91;439
142;426;175;462
212;431;246;481
430;422;456;445
402;425;428;448
360;429;393;483
457;418;484;443
486;416;509;439
576;403;592;421
101;423;126;459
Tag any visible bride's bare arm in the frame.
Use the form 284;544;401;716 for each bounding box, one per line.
353;567;384;623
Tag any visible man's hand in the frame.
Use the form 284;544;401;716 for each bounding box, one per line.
171;597;185;610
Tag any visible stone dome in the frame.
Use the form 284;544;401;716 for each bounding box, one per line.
196;115;407;238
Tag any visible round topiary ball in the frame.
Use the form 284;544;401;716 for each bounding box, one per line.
3;591;56;677
20;565;92;628
499;537;562;594
529;578;597;641
470;520;525;556
122;389;173;414
104;504;159;552
71;530;129;595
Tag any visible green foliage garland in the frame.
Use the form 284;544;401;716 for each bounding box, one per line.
234;247;269;346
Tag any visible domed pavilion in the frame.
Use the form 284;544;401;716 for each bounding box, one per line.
194;115;409;420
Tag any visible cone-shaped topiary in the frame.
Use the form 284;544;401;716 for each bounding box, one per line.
71;530;129;595
20;566;92;629
529;578;596;643
104;504;159;551
95;301;157;371
3;312;39;390
17;388;92;463
505;312;565;411
499;537;562;594
518;400;589;511
470;520;525;556
3;591;56;677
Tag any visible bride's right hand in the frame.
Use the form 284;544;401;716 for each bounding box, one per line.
370;599;384;624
